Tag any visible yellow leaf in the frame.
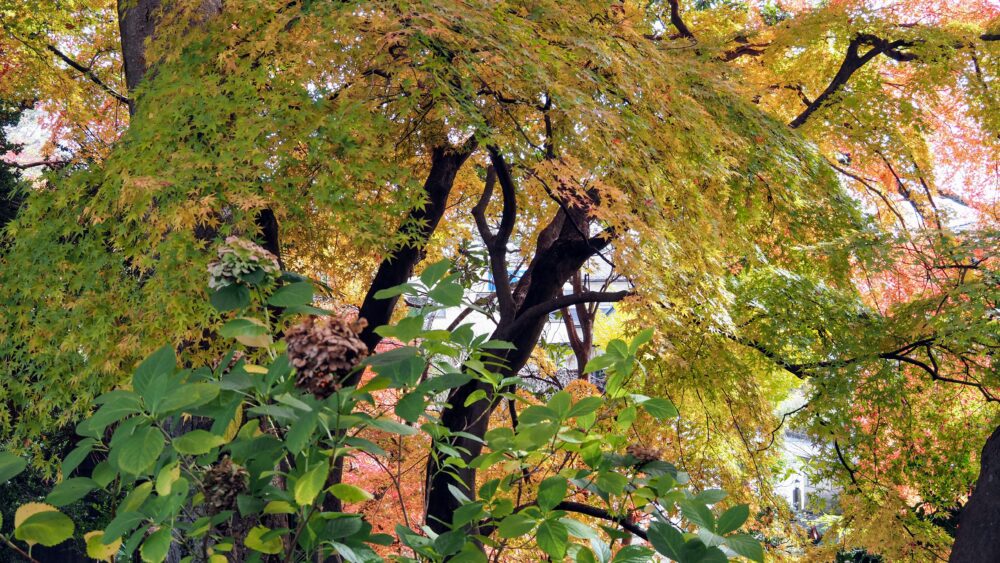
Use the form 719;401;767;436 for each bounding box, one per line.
14;502;56;528
85;530;122;561
14;503;57;547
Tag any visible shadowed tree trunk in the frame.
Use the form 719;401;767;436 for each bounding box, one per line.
951;425;1000;562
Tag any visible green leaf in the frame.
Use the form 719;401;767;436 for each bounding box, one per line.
0;452;27;484
641;398;678;420
45;477;98;507
294;463;329;506
219;318;272;347
117;427;164;475
694;489;727;505
648;521;685;560
172;430;226;455
285;410;318;455
428;281;464;307
583;354;615;374
537;519;569;560
566;396;603;419
246;525;283;554
210;284;250;312
716;504;750;535
561;518;599;540
328;483;373;503
158;383;219;415
420;260;451;286
15;510;75;547
576;546;598;563
133;345;176;397
537;476;567;511
60;440;96;477
595;472;627;496
612;545;654;563
450;543;488;563
433;530;465;556
267;282;314;307
101;511;145;544
547;391;572;418
628;328;654;353
372;283;418;300
374;315;424;343
680;499;715;532
497;513;535;538
140;528;172;563
120;481;154;513
395;392;425;423
725;534;764;562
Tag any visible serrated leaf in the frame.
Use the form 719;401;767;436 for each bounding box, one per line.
537;519;568;560
15;509;74;547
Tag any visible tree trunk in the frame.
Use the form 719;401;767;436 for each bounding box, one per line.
951;425;1000;562
424;204;610;532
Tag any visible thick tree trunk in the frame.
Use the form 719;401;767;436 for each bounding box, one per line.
951;425;1000;562
424;204;610;532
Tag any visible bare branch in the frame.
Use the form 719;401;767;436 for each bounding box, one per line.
46;44;131;105
508;290;632;336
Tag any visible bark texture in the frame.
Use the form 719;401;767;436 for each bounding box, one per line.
951;425;1000;562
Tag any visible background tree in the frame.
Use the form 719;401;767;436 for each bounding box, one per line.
0;1;997;560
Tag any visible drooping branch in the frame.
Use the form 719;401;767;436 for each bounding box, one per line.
46;44;131;105
6;159;70;170
789;34;917;128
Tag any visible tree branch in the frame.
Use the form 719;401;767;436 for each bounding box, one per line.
507;290;631;337
789;34;916;128
666;0;695;40
46;44;131;105
485;146;519;318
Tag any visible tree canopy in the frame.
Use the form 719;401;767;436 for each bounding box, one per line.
0;0;998;561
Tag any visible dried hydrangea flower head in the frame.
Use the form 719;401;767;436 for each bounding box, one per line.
286;315;369;399
202;457;248;514
626;443;663;465
207;236;280;290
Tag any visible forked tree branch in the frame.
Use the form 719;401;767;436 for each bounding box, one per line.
46;44;131;105
789;34;917;128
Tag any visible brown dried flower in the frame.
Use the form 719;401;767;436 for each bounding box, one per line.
203;457;248;514
626;444;663;465
286;315;368;399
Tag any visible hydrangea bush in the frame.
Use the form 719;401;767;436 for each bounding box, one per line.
0;240;763;562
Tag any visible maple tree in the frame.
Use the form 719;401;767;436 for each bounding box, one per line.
0;0;997;561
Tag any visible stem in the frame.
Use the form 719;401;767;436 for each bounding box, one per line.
0;533;41;563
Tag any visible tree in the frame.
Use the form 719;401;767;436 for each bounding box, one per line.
0;0;997;560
